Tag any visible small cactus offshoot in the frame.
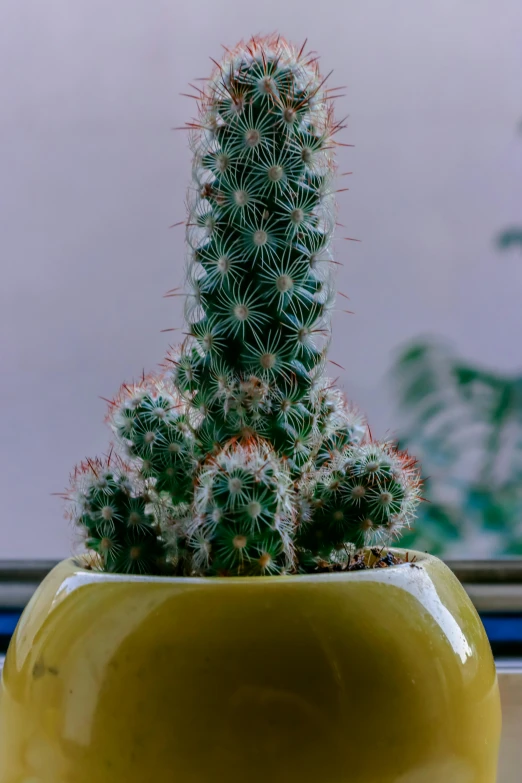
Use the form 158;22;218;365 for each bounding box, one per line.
65;455;168;575
188;440;295;575
107;374;196;503
296;443;421;563
63;35;422;575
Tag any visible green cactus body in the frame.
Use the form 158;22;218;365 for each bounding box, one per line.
188;440;295;575
107;374;196;503
311;382;368;467
66;457;168;574
175;36;339;469
64;35;422;576
297;443;421;562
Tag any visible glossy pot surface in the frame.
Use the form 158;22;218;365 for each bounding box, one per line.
0;551;501;782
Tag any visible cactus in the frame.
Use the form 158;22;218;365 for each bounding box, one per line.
65;455;169;574
107;373;196;503
188;440;295;575
175;34;339;470
64;35;422;575
296;443;421;565
310;381;369;467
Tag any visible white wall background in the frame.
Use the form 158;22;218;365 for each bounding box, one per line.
1;0;521;558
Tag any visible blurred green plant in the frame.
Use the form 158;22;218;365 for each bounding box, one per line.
497;227;522;252
393;339;522;556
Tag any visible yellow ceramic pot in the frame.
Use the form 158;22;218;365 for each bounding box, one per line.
0;550;500;783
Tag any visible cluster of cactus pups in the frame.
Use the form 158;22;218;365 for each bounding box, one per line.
65;35;422;576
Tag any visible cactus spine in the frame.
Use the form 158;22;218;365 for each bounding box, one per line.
64;35;422;575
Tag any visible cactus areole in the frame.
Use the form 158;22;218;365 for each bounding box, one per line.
64;35;422;576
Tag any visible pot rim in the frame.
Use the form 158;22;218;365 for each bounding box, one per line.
67;548;436;586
